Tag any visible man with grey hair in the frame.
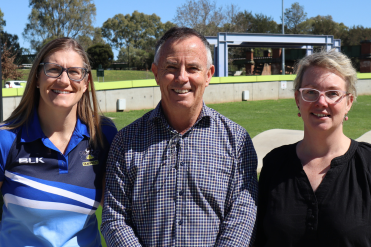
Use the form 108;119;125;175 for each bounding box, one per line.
101;27;258;246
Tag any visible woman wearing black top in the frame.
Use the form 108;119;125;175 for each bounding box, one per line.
254;50;371;247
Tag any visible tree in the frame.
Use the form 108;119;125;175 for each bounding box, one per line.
221;4;241;32
117;44;154;70
342;25;371;46
248;14;279;34
0;8;5;31
87;43;113;69
228;10;255;33
102;11;173;51
1;42;23;82
23;0;96;51
284;2;308;34
1;31;22;62
76;27;106;51
308;15;348;40
173;0;225;36
102;11;174;64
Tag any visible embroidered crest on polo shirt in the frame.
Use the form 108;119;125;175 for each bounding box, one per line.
79;148;100;166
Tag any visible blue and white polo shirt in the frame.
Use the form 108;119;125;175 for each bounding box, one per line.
0;111;117;247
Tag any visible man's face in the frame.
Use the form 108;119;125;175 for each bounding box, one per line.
152;36;215;115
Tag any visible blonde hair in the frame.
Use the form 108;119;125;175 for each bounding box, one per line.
2;37;106;148
294;49;357;99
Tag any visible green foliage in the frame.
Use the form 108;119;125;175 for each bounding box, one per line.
229;10;255;32
0;8;5;31
284;2;308;34
248;13;279;33
87;43;113;69
343;25;371;46
307;15;349;40
76;27;106;51
226;11;279;34
1;31;23;63
102;11;174;52
117;45;153;70
23;0;96;52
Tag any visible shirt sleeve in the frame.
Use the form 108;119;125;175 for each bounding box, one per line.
100;130;142;247
215;131;258;246
0;129;17;182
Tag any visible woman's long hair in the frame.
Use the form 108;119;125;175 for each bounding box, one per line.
1;37;106;148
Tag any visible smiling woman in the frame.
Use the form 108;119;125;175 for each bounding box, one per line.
254;50;371;247
0;38;117;246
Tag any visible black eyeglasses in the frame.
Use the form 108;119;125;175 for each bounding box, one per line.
39;62;88;82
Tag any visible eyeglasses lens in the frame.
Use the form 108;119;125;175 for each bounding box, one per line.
301;89;343;103
44;63;85;81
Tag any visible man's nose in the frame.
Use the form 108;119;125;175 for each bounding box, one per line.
176;67;189;83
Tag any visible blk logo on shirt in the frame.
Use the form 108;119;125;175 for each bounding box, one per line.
19;158;45;163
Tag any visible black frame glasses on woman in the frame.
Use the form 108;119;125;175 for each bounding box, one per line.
39;62;88;82
299;88;350;104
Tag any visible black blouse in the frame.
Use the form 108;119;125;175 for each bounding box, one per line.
255;140;371;247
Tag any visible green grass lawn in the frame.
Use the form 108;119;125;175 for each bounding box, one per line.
105;95;371;139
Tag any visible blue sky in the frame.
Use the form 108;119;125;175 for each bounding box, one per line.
1;0;370;58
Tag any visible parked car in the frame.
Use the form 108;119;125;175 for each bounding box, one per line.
5;81;25;88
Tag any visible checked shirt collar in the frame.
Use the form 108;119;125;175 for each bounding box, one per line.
147;101;215;135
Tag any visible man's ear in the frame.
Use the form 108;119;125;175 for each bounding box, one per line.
151;63;159;85
205;65;215;87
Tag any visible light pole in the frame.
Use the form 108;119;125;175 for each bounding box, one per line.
282;0;285;75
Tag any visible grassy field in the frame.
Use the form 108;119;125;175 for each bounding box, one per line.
14;69;155;83
105;95;371;139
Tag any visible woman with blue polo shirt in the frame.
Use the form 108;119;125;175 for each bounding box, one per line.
0;37;117;246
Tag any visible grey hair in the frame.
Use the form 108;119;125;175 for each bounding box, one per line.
294;49;357;99
153;27;213;69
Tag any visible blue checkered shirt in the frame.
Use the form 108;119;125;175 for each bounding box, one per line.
101;102;258;246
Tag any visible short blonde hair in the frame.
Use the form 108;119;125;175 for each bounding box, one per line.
2;37;106;148
294;49;357;99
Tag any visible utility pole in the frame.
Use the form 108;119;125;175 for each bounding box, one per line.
282;0;285;75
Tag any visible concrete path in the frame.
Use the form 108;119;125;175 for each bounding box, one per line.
356;130;371;143
252;129;371;172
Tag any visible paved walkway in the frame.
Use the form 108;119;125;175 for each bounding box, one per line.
252;129;371;172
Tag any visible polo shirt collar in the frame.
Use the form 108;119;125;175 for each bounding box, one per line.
21;109;90;143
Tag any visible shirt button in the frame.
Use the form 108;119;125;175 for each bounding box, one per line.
180;162;184;166
309;227;314;231
310;215;315;219
311;202;316;206
179;190;184;196
178;220;183;225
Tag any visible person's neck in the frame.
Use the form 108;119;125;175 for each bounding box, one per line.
161;102;203;135
298;126;351;162
37;104;77;138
